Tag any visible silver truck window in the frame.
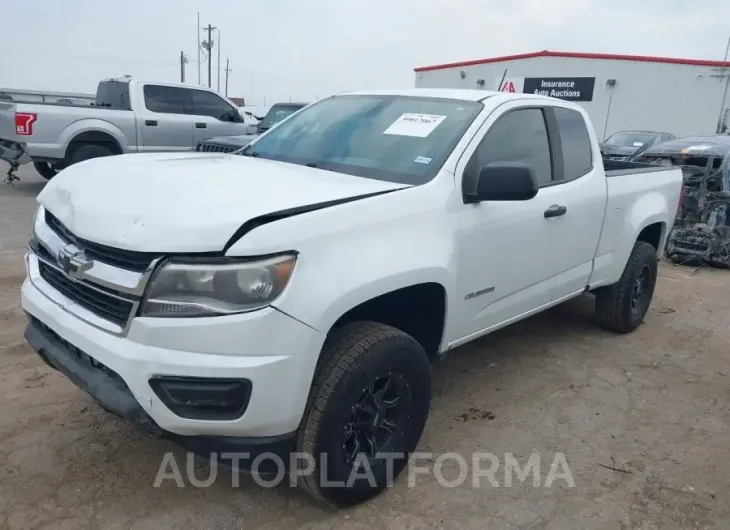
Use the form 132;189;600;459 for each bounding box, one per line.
242;95;483;185
189;90;236;121
95;81;131;110
472;108;553;186
143;85;187;114
553;107;593;181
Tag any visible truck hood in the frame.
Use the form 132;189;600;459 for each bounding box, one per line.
38;152;408;253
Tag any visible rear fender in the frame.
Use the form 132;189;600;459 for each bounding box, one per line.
591;191;669;287
60;119;128;155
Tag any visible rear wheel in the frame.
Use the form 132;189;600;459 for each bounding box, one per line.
595;241;658;333
32;161;60;180
67;144;115;166
295;321;431;507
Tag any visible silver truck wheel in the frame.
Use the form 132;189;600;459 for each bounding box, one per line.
32;162;59;181
67;144;114;166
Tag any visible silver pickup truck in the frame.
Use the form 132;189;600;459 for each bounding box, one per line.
0;77;251;182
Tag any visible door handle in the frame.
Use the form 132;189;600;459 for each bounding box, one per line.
195;122;207;129
144;120;158;126
544;204;567;218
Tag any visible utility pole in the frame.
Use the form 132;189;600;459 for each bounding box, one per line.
196;12;201;85
180;51;186;83
224;59;232;97
217;29;221;92
202;24;217;88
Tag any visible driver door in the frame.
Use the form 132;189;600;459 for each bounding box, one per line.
449;101;583;343
187;88;246;145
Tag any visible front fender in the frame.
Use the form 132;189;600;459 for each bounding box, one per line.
275;227;455;337
225;179;458;344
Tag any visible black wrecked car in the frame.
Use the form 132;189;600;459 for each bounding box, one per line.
633;136;730;266
196;102;309;153
600;130;675;161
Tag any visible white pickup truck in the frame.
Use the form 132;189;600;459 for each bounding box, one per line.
21;88;682;506
0;77;249;182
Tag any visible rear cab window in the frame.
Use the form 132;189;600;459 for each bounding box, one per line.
96;81;132;110
553;106;593;181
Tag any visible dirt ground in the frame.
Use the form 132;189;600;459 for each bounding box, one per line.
1;165;729;529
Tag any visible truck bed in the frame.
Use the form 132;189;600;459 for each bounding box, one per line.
0;100;135;162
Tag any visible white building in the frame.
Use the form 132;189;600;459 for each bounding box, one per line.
414;50;730;139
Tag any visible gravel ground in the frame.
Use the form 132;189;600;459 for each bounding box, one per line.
1;164;729;529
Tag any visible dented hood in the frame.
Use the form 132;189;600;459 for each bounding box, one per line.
38;152;406;252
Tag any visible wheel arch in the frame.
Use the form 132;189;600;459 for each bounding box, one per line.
60;120;128;162
321;280;450;361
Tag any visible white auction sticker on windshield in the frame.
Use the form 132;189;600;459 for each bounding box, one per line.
383;113;447;138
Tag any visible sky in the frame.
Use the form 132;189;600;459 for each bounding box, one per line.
2;0;729;107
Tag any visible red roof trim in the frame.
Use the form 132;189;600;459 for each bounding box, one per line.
414;50;730;72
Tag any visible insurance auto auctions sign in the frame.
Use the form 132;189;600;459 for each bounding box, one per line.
497;76;595;101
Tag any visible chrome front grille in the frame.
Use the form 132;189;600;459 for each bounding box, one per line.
30;207;158;335
38;262;134;327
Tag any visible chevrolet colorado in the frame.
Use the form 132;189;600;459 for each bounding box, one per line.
21;88;682;506
0;77;248;183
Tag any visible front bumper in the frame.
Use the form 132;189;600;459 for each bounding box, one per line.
21;274;326;439
24;317;298;471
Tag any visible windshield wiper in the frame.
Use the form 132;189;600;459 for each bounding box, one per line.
241;150;260;158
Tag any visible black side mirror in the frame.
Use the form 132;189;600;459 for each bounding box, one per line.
464;162;539;203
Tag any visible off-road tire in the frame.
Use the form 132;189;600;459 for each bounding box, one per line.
32;161;59;180
67;144;115;166
295;321;431;507
595;241;658;333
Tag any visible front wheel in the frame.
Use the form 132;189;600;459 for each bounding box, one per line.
595;241;658;333
295;321;431;506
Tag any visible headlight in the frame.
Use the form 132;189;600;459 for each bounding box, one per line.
28;204;45;253
140;254;297;318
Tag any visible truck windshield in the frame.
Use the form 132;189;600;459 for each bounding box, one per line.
256;104;307;132
243;95;483;185
95;81;131;110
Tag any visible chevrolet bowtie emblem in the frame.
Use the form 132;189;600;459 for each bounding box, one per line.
57;244;93;280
